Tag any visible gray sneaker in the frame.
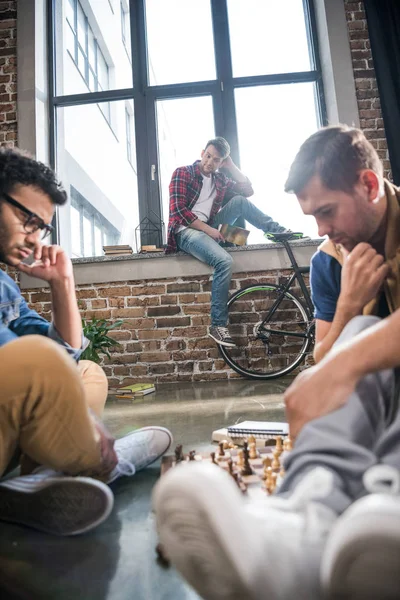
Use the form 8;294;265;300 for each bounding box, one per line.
209;326;236;347
0;468;114;536
107;426;173;484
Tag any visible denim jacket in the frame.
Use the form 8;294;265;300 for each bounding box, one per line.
0;269;86;360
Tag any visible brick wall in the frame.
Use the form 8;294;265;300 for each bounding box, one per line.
344;0;392;179
3;1;394;384
23;270;314;386
0;0;17;147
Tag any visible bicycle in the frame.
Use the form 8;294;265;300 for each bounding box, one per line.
219;232;315;380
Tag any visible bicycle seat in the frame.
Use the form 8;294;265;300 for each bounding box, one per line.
264;231;304;242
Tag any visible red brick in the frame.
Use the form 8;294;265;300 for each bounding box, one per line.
149;363;175;375
160;294;177;305
91;299;107;309
97;286;131;297
166;282;201;293
156;317;190;328
148;305;180;317
131;285;166;295
140;352;171;362
109;298;125;308
127;296;160;307
172;326;207;338
138;330;169;340
121;318;155;330
112;307;146;318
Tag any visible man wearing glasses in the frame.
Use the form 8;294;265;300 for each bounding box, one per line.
0;147;172;536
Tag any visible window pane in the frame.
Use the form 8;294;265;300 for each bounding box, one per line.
227;0;312;77
77;3;86;49
83;213;92;257
97;48;109;89
156;96;215;225
54;0;132;96
94;223;103;256
88;28;96;71
71;204;81;257
66;0;75;30
146;0;216;85
66;22;75;58
234;83;319;241
56;100;139;257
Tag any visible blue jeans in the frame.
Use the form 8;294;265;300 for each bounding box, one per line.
176;195;284;327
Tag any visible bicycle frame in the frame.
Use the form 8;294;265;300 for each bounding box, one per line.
259;240;314;339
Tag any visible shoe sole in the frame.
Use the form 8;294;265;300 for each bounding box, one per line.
153;462;266;600
322;495;400;600
208;332;236;348
0;477;114;536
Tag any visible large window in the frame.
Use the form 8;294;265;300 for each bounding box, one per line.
49;0;325;256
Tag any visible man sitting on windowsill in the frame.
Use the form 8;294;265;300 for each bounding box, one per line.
166;136;287;348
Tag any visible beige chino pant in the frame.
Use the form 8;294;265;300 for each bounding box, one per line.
0;335;109;478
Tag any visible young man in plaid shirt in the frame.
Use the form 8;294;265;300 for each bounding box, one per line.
166;137;286;347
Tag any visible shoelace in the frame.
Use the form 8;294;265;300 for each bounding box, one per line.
115;456;136;477
216;326;231;339
363;464;400;495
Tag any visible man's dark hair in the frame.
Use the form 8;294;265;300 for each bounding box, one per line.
285;125;383;195
204;137;230;160
0;146;67;205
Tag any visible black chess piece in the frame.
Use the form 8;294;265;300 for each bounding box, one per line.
241;441;253;476
174;444;184;463
189;450;196;461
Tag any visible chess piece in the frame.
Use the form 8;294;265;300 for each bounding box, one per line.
272;449;280;471
248;435;256;445
241;441;253;476
227;458;234;476
265;466;274;494
237;449;244;468
283;436;293;451
210;452;217;465
275;436;283;457
222;439;230;450
174;444;184;463
249;442;258;459
218;441;225;457
262;456;272;480
279;466;285;479
189;450;196;461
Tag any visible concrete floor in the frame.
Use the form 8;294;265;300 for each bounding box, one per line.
0;379;291;600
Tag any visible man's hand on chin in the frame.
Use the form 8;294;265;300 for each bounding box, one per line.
17;244;74;283
284;350;359;440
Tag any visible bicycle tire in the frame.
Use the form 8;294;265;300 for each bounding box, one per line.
219;284;313;380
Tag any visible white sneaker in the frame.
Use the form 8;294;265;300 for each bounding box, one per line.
107;426;173;484
0;467;113;536
321;464;400;600
153;462;337;600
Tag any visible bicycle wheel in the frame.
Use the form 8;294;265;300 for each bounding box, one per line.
220;284;313;380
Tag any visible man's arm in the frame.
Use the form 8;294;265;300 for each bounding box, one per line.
188;218;225;242
18;244;82;349
221;156;254;198
285;307;400;439
313;243;389;362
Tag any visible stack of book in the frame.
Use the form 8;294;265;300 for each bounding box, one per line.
103;245;134;256
140;245;164;253
109;382;156;401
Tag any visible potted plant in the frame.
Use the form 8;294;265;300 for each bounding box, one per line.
81;318;124;364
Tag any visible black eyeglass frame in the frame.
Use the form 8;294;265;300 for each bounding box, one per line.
2;193;54;239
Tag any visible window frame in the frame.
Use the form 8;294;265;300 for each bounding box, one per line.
48;0;326;250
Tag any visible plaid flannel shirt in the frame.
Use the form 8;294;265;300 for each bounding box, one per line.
166;160;254;254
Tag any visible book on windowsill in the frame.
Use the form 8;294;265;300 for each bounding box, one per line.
212;421;289;447
140;245;164;253
103;245;133;255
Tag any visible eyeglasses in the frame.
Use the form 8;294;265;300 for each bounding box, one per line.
3;193;54;240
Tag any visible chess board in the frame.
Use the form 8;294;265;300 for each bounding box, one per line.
161;441;289;500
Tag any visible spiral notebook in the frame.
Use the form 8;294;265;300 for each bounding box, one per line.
227;421;289;439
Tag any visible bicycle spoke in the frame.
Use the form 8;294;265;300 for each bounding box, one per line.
220;285;313;379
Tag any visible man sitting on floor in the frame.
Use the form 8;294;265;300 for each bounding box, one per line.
0;147;172;536
166;136;287;348
153;126;400;600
